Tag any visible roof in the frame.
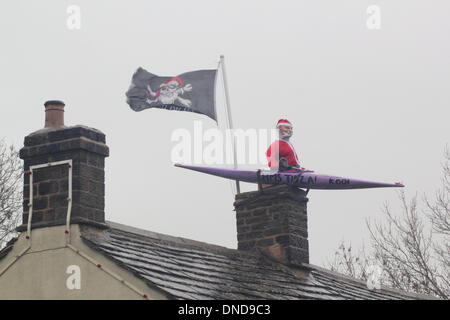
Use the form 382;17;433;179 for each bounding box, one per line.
77;221;429;300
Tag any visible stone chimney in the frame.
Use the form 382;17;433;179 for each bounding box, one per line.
18;101;109;231
234;185;309;266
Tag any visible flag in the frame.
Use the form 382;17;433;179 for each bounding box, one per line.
126;67;218;121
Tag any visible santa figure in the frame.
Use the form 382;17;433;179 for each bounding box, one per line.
266;119;301;171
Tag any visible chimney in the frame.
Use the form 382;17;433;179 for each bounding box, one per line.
234;185;309;266
18;101;109;231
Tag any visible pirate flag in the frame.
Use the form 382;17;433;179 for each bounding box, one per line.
126;67;218;121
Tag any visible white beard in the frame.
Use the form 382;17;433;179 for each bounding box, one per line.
280;132;292;140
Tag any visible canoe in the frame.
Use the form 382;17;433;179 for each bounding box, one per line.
174;164;404;190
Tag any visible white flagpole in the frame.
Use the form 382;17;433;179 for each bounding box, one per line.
219;55;241;194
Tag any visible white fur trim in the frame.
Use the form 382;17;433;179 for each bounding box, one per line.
277;122;292;128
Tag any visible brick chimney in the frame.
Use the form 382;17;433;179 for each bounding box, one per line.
234;185;309;266
17;101;109;231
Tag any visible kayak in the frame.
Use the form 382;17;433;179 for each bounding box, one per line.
174;163;404;190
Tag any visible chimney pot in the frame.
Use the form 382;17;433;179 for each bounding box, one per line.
44;100;65;128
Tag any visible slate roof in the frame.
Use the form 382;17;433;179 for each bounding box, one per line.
77;221;430;300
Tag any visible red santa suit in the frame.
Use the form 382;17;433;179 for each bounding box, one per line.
266;139;300;169
266;119;300;170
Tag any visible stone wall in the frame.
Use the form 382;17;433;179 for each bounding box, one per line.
234;185;309;265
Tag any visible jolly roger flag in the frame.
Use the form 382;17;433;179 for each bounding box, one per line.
126;67;218;121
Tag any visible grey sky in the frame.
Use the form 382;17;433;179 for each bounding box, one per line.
1;0;449;265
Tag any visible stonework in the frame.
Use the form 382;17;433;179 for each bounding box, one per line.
234;185;309;265
18;126;109;231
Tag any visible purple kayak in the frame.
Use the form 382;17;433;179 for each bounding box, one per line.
174;164;404;190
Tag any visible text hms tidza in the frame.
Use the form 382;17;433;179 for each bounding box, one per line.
178;304;271;317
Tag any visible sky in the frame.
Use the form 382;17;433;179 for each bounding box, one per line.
0;0;449;266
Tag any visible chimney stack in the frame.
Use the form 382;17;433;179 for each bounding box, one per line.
234;185;309;266
18;101;109;231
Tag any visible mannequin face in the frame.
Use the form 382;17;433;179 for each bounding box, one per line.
278;125;293;139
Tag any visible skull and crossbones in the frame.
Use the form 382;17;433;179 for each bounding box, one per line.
146;77;193;108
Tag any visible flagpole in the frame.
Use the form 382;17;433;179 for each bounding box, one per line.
219;55;241;194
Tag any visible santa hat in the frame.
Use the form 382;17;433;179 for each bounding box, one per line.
276;119;293;128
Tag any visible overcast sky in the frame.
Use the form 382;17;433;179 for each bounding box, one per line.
1;0;448;265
